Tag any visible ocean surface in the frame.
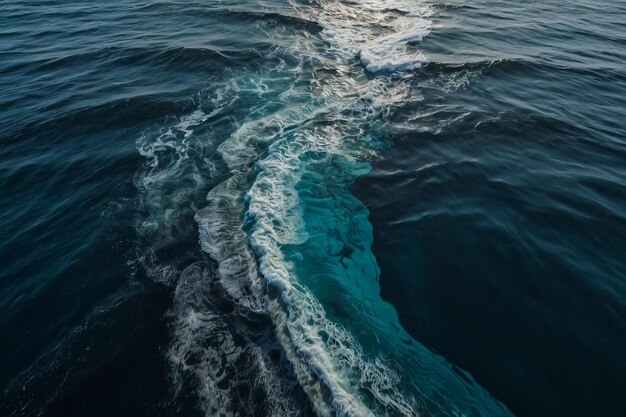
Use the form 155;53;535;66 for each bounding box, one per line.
1;1;625;416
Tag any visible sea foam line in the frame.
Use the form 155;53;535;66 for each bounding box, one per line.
196;1;436;415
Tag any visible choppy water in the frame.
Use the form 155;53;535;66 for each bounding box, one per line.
1;1;625;416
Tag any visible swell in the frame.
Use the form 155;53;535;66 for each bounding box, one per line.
1;95;181;145
130;1;322;33
422;58;626;82
214;9;323;33
0;45;269;141
0;46;267;77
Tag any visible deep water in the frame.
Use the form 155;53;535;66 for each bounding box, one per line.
1;1;625;417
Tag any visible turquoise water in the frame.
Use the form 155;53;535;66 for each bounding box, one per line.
1;1;625;416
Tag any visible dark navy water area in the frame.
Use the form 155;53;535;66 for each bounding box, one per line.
1;1;625;417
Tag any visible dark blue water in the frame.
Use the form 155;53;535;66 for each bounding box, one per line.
1;1;625;416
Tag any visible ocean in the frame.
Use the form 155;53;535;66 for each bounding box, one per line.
1;1;625;416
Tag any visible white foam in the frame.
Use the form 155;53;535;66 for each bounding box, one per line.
168;265;239;417
195;174;267;312
195;67;327;310
290;0;432;73
168;263;304;417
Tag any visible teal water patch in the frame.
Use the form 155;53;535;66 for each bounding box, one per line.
270;123;514;416
285;140;386;345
